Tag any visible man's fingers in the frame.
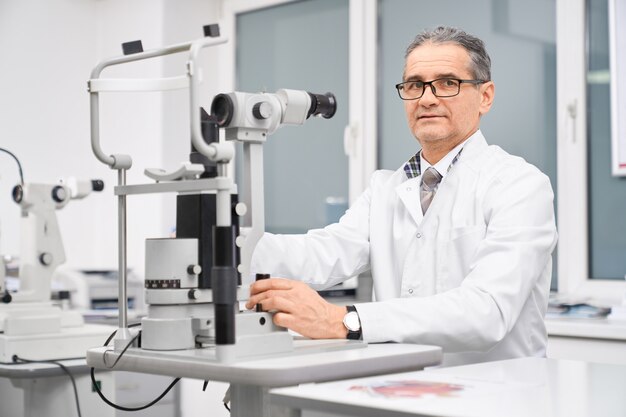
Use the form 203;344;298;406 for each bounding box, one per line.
245;289;279;309
245;294;263;310
247;278;295;309
249;277;293;295
246;289;296;311
257;294;297;314
273;312;295;329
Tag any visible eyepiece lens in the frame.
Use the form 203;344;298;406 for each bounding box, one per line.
210;94;234;127
307;92;337;119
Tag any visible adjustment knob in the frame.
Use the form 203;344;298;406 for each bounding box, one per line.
51;186;67;203
187;265;202;275
234;202;247;217
256;273;270;281
2;292;12;304
12;185;23;203
91;180;105;192
252;102;272;120
39;252;53;266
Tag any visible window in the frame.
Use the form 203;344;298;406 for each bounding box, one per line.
220;0;625;301
587;0;626;280
557;0;626;299
378;0;558;287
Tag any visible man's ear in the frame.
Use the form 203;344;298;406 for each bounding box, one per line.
478;81;495;116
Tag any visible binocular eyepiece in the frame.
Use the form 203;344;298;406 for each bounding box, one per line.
210;89;337;135
306;92;337;120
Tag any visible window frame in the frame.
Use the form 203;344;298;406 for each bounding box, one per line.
556;0;626;302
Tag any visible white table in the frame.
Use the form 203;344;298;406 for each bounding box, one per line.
270;357;626;417
546;317;626;364
87;340;442;417
547;317;626;340
0;358;115;417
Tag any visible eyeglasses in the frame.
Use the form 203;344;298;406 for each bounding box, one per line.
395;78;486;100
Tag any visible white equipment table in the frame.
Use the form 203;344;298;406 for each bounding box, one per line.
87;340;442;417
546;316;626;365
0;358;115;417
270;357;626;417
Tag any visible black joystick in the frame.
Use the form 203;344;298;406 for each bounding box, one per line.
255;273;270;312
2;291;12;304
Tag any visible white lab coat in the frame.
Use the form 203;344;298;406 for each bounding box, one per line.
251;130;558;366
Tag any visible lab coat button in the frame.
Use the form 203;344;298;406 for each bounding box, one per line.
416;233;422;238
406;187;412;191
408;288;414;294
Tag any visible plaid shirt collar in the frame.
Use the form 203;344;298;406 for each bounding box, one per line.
403;152;422;179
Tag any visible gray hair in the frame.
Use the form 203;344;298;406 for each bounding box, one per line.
405;26;491;81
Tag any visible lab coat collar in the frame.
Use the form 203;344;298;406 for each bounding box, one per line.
455;129;488;168
396;176;424;226
395;129;488;227
420;136;470;180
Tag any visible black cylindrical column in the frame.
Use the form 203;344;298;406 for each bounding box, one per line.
212;226;238;345
213;226;237;272
212;266;237;344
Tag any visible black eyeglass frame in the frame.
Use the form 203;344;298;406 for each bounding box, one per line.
395;78;487;100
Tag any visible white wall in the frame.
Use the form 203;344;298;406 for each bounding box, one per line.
0;0;224;279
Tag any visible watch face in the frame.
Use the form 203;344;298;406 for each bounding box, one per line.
344;311;361;331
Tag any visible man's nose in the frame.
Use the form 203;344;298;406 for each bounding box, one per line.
419;84;439;106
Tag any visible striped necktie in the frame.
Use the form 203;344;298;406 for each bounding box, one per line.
420;167;442;214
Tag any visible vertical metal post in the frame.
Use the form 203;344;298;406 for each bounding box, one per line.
215;163;231;228
118;169;128;330
239;142;265;283
115;168;132;349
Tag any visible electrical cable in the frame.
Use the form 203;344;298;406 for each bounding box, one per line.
101;328;140;369
0;147;25;185
90;324;181;412
12;355;82;417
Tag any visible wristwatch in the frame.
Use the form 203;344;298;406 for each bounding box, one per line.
343;305;362;340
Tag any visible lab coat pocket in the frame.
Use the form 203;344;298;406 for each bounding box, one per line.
438;225;487;291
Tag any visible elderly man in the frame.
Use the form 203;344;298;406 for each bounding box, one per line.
246;26;557;366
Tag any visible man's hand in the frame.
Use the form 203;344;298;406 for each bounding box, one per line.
245;278;347;339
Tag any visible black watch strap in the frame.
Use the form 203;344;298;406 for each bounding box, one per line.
345;305;362;340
